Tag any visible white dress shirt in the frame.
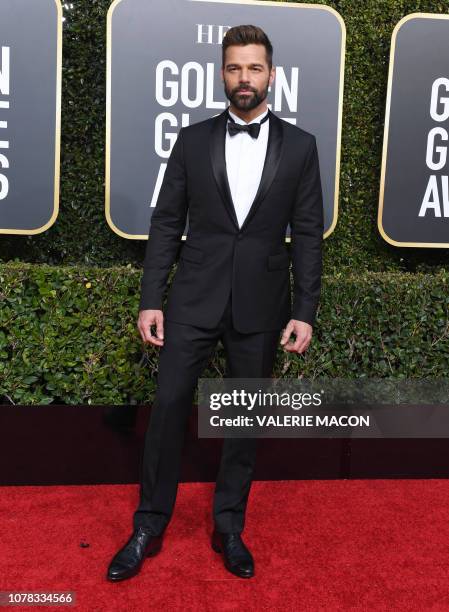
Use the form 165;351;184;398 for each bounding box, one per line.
225;107;270;228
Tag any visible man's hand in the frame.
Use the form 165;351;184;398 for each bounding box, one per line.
280;319;313;354
138;309;164;347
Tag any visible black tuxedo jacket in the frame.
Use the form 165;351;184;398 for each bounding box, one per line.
139;108;324;333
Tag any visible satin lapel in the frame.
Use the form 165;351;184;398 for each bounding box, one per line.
239;110;284;232
209;109;239;230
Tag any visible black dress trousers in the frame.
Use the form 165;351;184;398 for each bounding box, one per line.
133;293;281;535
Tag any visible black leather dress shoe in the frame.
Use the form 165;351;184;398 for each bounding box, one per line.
211;530;254;578
107;527;163;582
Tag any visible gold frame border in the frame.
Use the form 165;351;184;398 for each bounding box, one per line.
378;12;449;248
0;0;62;235
105;0;346;240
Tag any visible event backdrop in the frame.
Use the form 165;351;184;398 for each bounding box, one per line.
106;0;345;239
0;0;62;235
378;13;449;248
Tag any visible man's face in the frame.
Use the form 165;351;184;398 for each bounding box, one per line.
221;44;275;112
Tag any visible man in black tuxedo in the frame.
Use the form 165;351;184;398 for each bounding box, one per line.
107;24;323;581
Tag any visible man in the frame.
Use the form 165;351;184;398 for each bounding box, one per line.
107;24;323;581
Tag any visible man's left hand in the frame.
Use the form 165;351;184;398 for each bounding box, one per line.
280;319;313;354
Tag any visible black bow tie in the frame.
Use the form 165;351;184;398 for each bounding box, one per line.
227;111;270;139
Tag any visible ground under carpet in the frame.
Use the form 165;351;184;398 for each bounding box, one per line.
1;480;449;611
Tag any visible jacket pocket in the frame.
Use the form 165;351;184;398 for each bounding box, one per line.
267;252;290;270
180;243;204;263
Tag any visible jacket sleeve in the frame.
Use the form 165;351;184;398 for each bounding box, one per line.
290;135;324;327
139;127;188;311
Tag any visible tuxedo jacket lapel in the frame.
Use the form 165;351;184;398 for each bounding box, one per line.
240;110;283;231
209;108;284;231
209;109;239;230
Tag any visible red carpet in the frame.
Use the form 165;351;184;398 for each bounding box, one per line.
1;480;449;610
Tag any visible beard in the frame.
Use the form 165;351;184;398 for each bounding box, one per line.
224;77;270;111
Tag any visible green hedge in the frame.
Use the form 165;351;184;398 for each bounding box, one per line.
1;0;449;274
1;263;448;405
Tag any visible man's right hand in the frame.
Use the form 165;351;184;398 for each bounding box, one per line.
138;309;164;347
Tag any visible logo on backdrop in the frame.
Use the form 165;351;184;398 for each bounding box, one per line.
379;13;449;247
0;0;62;235
106;0;345;239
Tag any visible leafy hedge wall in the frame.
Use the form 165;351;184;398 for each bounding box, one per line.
1;0;449;274
1;263;448;405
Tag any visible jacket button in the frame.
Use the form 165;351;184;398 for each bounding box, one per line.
237;234;243;240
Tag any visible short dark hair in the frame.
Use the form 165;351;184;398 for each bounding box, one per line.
222;25;273;70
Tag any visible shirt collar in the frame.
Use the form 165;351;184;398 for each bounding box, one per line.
227;107;269;126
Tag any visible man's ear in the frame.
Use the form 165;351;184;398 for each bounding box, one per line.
220;67;224;83
269;66;276;87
